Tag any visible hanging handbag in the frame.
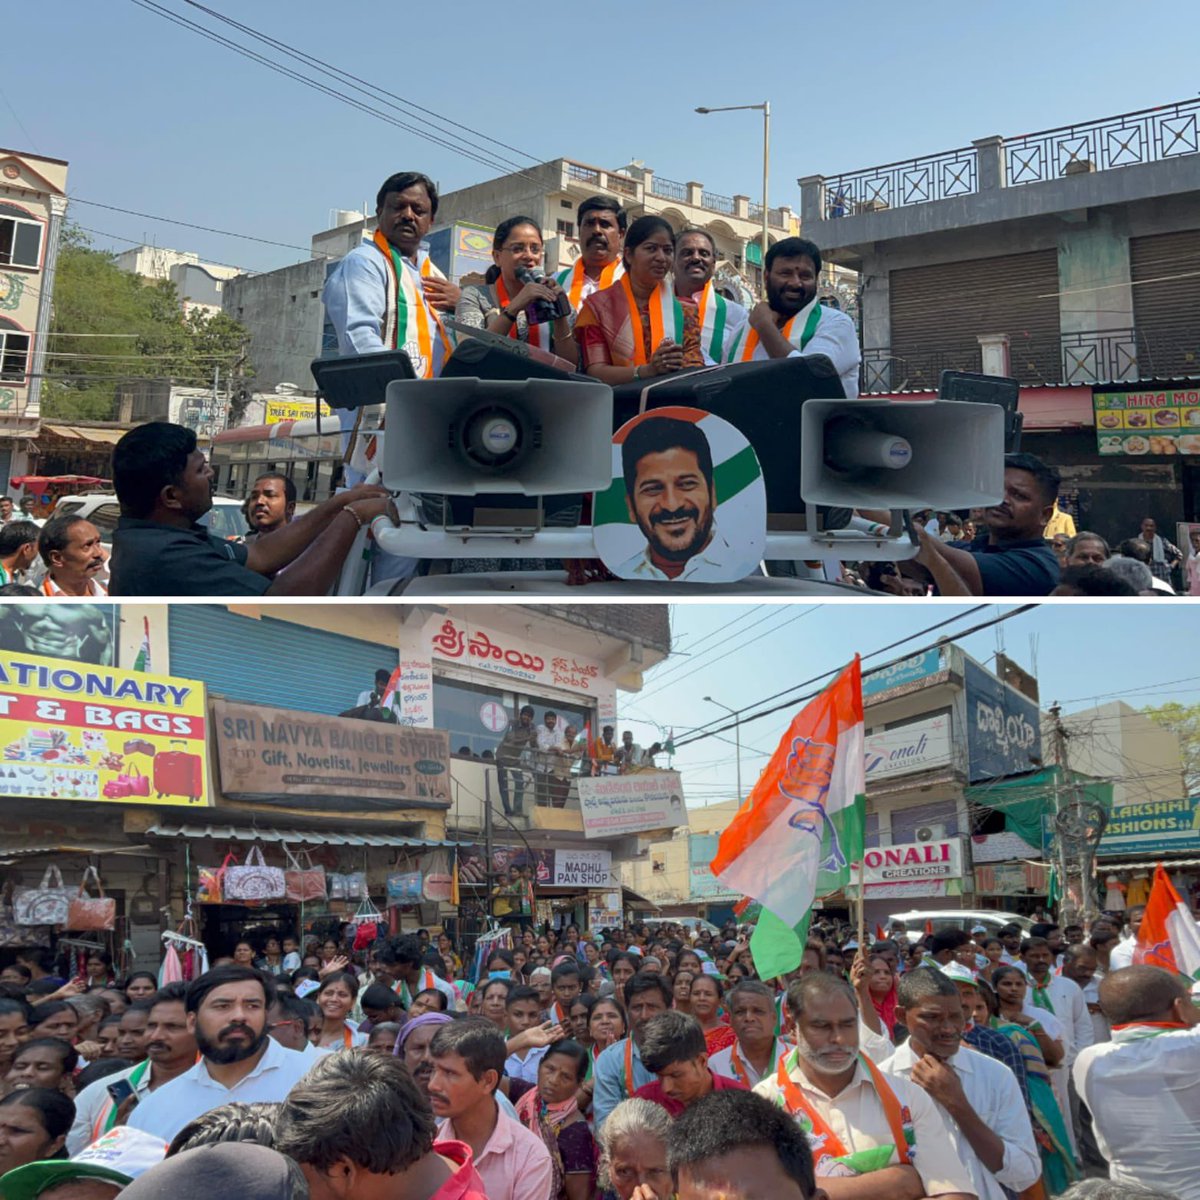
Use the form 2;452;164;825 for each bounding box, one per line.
386;870;423;905
327;872;347;901
341;871;367;900
197;853;236;904
67;866;117;931
225;845;286;902
13;865;74;926
284;847;327;903
421;849;453;902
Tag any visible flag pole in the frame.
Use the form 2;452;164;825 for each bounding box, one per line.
856;856;866;955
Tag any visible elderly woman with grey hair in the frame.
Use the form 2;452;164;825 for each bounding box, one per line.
597;1098;673;1200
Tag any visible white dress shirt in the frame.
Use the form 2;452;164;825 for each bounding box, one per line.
1074;1025;1200;1200
127;1037;315;1142
504;1044;547;1085
618;525;759;583
1023;974;1093;1063
1108;936;1136;972
882;1041;1040;1200
68;1061;156;1154
708;1038;789;1087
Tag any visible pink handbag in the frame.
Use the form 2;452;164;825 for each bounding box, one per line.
284;847;327;902
67;866;116;932
103;763;150;799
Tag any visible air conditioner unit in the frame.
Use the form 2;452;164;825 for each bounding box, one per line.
915;823;947;843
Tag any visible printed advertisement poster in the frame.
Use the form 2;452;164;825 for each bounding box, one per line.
577;771;686;839
0;606;117;666
213;699;450;810
1094;388;1200;456
0;650;209;806
588;891;623;929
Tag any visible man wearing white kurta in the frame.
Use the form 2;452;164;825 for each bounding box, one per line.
673;230;747;365
884;969;1040;1200
723;236;860;398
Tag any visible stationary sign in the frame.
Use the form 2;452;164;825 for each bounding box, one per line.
862;649;944;698
552;849;612;887
864;714;952;780
0;650;209;806
1094;388;1200;456
576;771;686;839
963;658;1042;782
213;699;450;810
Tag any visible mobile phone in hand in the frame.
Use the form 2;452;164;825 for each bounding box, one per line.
106;1078;137;1106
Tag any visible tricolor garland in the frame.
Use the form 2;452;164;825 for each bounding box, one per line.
556;257;623;311
618;275;684;366
726;295;822;362
372;229;450;378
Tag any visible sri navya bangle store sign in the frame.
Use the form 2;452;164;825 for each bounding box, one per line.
212;699;451;811
0;650;210;806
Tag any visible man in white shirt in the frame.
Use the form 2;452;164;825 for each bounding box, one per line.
883;969;1039;1200
709;981;790;1087
1022;938;1093;1062
266;992;327;1064
753;972;975;1199
1107;905;1146;972
68;984;198;1153
128;966;315;1142
1073;965;1200;1200
502;987;548;1084
354;668;400;720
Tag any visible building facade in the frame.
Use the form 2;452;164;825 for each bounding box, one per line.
116;244;244;318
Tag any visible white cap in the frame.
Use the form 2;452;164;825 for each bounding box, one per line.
940;962;978;986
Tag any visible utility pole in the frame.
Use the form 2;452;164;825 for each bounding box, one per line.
483;768;494;920
1049;704;1107;930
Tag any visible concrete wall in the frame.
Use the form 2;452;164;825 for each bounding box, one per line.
223;258;329;392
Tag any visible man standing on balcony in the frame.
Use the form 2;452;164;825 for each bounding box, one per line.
674;229;748;365
555;196;626;316
724;236;861;398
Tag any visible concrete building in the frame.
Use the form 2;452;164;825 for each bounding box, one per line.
116;244;244;318
0;146;69;491
799;96;1200;536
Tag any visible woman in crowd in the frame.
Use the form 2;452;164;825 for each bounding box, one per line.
675;948;704;977
436;933;463;978
688;974;734;1055
478;978;512;1032
0;1089;73;1175
609;953;639;994
120;969;157;1008
485;949;516;978
567;994;595;1048
4;1039;78;1097
408;988;448;1018
83;952;115;990
0;1001;30;1082
257;936;288;978
516;1039;595;1200
26;1004;78;1044
455;216;577;362
577;215;701;383
865;954;899;1038
596;1097;673;1200
671;970;694;1014
316;939;343;971
312;972;366;1049
231;941;257;969
975;976;1076;1195
979;938;1006;982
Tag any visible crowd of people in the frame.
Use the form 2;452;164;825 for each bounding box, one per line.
0;905;1194;1200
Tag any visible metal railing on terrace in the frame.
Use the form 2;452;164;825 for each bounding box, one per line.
822;97;1200;217
701;189;734;214
649;175;688;202
748;202;789;229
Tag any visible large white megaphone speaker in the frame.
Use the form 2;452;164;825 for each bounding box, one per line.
381;377;613;496
800;398;1004;510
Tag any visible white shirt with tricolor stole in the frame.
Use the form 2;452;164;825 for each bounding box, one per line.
709;1037;790;1087
555;257;624;315
724;295;861;397
676;280;748;365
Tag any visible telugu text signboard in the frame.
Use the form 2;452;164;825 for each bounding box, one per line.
0;650;209;806
865;714;952;781
552;849;612;887
963;658;1042;782
576;771;686;839
689;831;738;900
862;649;944;698
213;699;450;810
1094;388;1200;457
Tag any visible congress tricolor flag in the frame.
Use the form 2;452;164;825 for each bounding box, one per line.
711;657;866;977
1135;863;1200;982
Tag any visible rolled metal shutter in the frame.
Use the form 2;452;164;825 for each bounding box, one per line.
889;250;1061;387
1130;229;1200;379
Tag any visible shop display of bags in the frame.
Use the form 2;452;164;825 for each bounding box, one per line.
13;866;75;927
67;866;116;932
102;763;151;799
329;871;367;901
421;850;453;903
284;847;327;903
386;869;422;905
197;853;237;904
224;845;286;902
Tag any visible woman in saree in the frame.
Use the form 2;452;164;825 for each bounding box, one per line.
515;1039;596;1200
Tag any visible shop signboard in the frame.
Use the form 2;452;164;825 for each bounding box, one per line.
689;832;738;899
552;849;612;887
854;839;964;886
963;658;1041;781
1093;388;1200;457
264;398;333;424
1044;797;1200;858
0;649;209;806
213;699;450;810
577;770;686;839
975;863;1033;896
864;714;952;781
862;648;943;698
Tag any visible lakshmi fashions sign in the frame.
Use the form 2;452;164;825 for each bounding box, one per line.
213;699;450;811
577;771;686;839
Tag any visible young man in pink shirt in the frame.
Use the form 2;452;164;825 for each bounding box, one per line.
634;1011;747;1117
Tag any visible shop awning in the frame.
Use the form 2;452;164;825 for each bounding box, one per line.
1098;856;1200;871
619;882;661;910
146;822;446;848
39;425;128;445
0;842;151;865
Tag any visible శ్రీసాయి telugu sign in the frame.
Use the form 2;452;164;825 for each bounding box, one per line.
0;649;209;806
576;771;686;839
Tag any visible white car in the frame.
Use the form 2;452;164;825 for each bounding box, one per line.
51;493;248;545
640;916;722;938
886;909;1034;944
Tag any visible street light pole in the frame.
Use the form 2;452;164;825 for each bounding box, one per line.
695;101;771;296
703;696;742;802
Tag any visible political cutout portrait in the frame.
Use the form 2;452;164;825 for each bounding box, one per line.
592;406;766;582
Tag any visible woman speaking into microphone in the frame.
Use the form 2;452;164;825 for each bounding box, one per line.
455;215;577;364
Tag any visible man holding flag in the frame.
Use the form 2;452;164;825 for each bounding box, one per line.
356;668;402;721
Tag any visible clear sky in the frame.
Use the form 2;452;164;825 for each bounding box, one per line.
624;601;1199;809
7;1;1197;274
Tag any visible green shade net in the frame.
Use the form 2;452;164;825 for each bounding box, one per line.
965;766;1113;849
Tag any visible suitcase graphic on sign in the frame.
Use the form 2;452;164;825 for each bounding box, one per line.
154;739;204;803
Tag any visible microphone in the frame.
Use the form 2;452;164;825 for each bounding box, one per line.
516;266;546;285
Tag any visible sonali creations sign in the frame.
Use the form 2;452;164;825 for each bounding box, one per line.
1094;388;1200;456
576;771;686;839
213;699;450;811
864;714;952;781
855;839;965;886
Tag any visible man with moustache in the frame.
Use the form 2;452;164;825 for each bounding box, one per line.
593;973;672;1130
617;415;742;581
37;514;108;596
245;473;295;540
882;970;1039;1200
754;973;974;1200
708;981;790;1087
555;195;626;315
67;984;197;1153
127;965;313;1142
673;229;748;365
725;237;860;398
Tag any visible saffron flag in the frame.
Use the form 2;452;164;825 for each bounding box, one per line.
1135;863;1200;982
711;657;866;978
380;666;403;712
